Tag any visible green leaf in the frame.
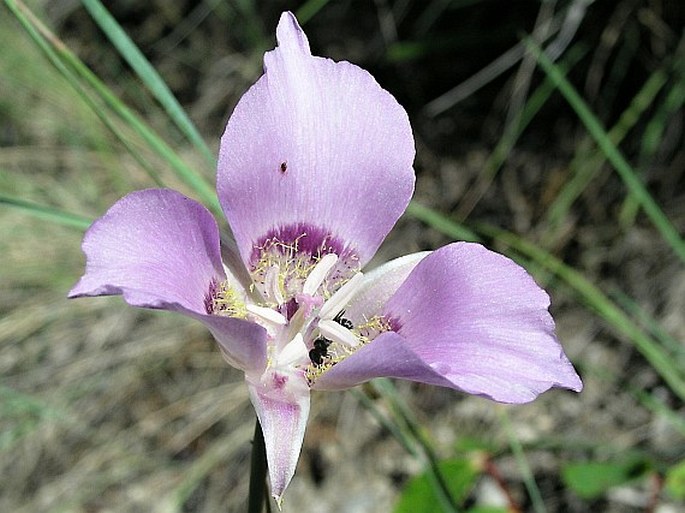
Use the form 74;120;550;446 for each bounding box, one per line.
453;436;497;454
561;456;651;499
394;458;480;513
665;459;685;500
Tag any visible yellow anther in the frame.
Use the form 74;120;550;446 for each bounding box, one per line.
212;282;248;319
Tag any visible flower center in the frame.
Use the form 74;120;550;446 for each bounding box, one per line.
206;225;392;386
249;224;359;306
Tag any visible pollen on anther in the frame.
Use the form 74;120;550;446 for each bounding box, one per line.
207;279;248;319
249;224;361;304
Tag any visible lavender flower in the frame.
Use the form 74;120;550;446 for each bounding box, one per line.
69;11;582;503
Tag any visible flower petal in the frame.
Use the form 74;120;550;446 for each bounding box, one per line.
196;314;267;373
312;251;441;390
68;188;267;372
313;331;454;390
217;11;415;267
247;374;310;504
316;243;582;402
386;242;582;402
69;189;225;313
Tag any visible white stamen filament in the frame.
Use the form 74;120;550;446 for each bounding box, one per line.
276;333;308;366
302;253;339;296
319;272;364;320
319;319;360;348
246;304;287;326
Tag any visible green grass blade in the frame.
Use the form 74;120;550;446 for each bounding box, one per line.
296;0;331;24
234;0;268;47
355;378;469;513
372;379;462;513
499;408;547;513
352;388;419;457
634;388;685;438
3;0;165;187
525;37;685;265
620;75;685;226
5;0;219;212
406;201;480;242
543;65;670;236
610;288;685;365
0;193;92;231
80;0;215;166
456;43;588;219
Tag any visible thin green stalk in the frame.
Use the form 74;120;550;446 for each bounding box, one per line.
573;360;685;441
620;74;685;226
248;419;268;513
456;43;587;220
634;389;685;438
525;37;685;265
4;0;165;187
351;388;419;456
296;0;331;24
543;64;670;238
498;408;547;513
0;193;92;231
234;0;267;48
80;0;215;166
406;201;479;242
610;288;685;364
372;379;461;513
355;382;460;513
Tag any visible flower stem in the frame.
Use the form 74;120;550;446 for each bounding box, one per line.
247;419;268;513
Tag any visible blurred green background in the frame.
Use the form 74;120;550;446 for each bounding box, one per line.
1;1;684;512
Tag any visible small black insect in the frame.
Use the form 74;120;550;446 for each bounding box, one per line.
309;337;331;365
333;310;354;330
280;161;288;173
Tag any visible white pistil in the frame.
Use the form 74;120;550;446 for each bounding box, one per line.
246;304;287;326
276;333;309;366
319;319;360;348
319;272;364;320
285;305;306;343
302;253;338;296
264;264;285;305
